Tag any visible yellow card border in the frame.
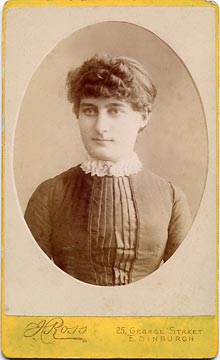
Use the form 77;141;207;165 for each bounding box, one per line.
2;0;220;7
1;0;219;358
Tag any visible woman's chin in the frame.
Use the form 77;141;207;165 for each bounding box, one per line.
89;151;121;163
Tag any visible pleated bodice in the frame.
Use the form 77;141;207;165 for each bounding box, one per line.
24;165;191;286
88;176;138;286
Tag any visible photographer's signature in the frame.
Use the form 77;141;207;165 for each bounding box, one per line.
24;317;87;344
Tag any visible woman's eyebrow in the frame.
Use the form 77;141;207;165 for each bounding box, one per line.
106;102;125;108
80;103;97;107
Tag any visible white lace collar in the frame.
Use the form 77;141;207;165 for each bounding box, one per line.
80;153;142;177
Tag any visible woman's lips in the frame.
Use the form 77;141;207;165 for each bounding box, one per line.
93;138;113;142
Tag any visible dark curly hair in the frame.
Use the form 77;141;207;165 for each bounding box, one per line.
66;54;157;117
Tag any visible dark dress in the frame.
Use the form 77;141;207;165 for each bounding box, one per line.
24;165;191;286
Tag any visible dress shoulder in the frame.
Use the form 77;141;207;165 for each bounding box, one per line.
50;164;81;184
138;168;192;261
138;167;176;207
24;165;82;257
142;168;190;207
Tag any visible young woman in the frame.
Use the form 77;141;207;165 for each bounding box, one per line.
24;54;191;286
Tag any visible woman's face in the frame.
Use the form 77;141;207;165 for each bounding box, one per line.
78;96;148;162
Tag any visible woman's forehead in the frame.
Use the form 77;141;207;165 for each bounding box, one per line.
79;96;131;108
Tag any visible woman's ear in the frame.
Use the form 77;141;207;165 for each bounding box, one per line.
139;109;151;133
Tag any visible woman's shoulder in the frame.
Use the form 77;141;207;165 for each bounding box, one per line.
29;164;82;198
137;167;188;204
51;164;82;182
138;167;171;191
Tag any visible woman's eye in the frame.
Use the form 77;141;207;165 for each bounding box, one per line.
109;108;121;115
82;108;97;116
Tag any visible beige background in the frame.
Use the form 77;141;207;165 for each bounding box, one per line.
4;6;216;316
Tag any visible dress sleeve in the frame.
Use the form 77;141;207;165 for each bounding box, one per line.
24;179;52;258
163;184;192;262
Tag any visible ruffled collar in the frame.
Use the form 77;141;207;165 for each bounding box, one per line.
80;153;142;177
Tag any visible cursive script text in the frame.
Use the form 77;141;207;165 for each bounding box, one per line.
24;317;87;344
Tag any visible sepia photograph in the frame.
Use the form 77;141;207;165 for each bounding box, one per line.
14;21;206;286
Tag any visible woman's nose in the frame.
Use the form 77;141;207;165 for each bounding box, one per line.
94;111;110;133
